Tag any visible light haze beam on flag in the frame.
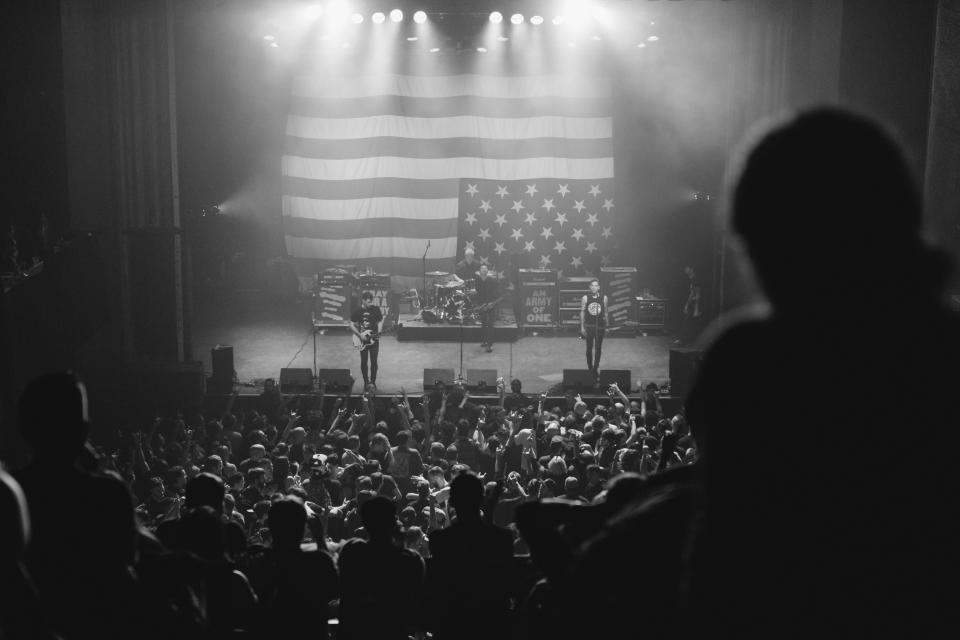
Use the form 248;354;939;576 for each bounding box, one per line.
282;58;614;289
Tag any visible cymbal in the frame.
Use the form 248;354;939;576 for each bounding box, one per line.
425;270;450;277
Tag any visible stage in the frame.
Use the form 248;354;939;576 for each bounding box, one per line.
192;290;673;395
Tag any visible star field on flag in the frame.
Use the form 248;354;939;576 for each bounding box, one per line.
457;179;615;276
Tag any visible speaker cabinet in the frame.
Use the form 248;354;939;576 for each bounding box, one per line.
424;368;455;389
209;345;234;394
466;369;498;391
669;348;703;400
279;368;313;393
315;369;354;392
563;369;596;390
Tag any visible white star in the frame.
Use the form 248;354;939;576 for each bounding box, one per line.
525;184;538;197
466;183;478;196
496;185;510;198
570;256;583;269
480;255;490;265
571;228;585;241
541;198;555;211
586;213;599;226
540;226;554;240
585;241;598;254
479;200;492;213
494;213;507;227
601;226;613;239
588;184;602;197
539;254;552;267
511;200;525;214
557;184;570;197
494;242;506;255
478;228;491;241
510;228;524;242
573;200;586;213
465;241;476;252
523;241;536;253
601;256;612;266
524;212;537;226
465;212;478;225
554;212;568;227
553;240;567;254
602;198;614;212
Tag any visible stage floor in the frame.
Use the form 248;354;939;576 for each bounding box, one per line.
191;290;673;394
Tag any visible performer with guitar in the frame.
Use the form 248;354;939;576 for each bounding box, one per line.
580;278;610;382
351;290;382;391
475;263;500;353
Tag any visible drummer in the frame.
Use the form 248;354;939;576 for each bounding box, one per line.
452;248;481;286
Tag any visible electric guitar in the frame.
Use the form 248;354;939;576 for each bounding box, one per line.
351;325;379;351
473;294;507;314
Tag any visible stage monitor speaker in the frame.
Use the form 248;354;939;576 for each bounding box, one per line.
424;368;455;389
669;348;703;400
599;369;631;391
563;369;596;390
316;369;354;392
280;368;313;393
466;369;498;391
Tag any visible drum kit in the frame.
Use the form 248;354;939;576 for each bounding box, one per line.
412;270;479;324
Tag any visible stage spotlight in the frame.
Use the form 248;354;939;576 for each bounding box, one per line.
591;35;601;40
327;2;348;23
552;15;564;25
489;11;503;24
263;34;275;41
342;42;351;48
390;9;403;22
429;47;439;52
530;15;544;25
407;36;418;41
511;13;524;25
350;13;363;23
372;11;385;23
413;10;427;23
647;35;659;42
270;41;279;48
637;43;646;48
477;47;487;52
497;36;509;41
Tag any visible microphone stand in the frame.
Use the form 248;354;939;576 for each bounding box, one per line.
422;240;430;307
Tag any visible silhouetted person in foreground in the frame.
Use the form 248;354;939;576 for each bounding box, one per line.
248;496;338;638
426;472;514;640
13;372;138;639
338;495;424;640
686;108;960;637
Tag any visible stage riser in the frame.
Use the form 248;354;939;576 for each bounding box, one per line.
397;324;519;342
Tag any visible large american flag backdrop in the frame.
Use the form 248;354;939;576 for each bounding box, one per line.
282;51;615;290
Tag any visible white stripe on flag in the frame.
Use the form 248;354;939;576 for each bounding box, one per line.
282;155;615;181
285;235;458;260
286;115;613;141
291;74;612;100
282;195;459;221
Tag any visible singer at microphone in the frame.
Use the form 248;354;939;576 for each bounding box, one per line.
580;278;609;383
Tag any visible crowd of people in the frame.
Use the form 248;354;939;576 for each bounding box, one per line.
2;369;693;639
4;107;960;638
